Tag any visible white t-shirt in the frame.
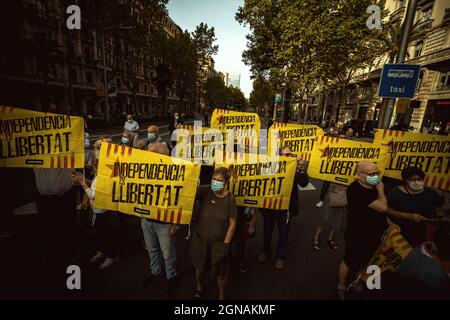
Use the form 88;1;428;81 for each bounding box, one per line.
33;168;73;196
124;120;139;134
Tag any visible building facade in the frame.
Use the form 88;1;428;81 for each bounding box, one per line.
0;0;198;121
315;0;450;134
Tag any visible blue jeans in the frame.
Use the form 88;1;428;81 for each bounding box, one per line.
140;219;177;280
262;211;290;260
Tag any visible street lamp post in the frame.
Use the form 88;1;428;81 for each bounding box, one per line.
381;0;418;129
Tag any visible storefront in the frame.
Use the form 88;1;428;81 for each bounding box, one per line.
422;99;450;135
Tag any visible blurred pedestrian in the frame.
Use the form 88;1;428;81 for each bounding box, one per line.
124;114;139;145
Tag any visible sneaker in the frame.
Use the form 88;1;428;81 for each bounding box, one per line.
239;263;248;273
98;256;119;270
257;252;268;264
89;251;105;264
275;259;285;270
316;201;324;208
0;225;18;239
142;273;162;291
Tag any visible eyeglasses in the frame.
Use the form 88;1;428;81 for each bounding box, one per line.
363;171;381;177
281;153;297;158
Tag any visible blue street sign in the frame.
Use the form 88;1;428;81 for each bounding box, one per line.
378;63;421;99
275;94;283;104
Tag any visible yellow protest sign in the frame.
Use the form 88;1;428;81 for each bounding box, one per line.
216;154;297;209
0;106;84;168
308;137;390;185
95;142;201;224
359;226;413;282
174;124;226;165
374;130;450;191
210;109;261;147
268;122;324;160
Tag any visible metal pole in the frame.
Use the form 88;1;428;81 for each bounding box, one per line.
102;32;110;123
381;0;418;129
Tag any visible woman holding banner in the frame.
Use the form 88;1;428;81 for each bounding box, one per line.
71;142;120;270
190;167;238;300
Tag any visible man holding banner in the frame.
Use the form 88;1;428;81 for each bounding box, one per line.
338;161;388;299
257;146;309;271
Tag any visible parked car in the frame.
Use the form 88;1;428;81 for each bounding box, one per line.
343;119;378;138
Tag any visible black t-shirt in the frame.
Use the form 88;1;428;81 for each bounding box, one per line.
387;187;443;247
345;181;387;244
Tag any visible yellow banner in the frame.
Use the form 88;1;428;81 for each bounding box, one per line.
0;106;84;168
374;130;450;191
216;155;297;209
359;226;413;282
268;122;324;160
210;109;261;147
95;142;201;224
308;137;390;185
174;125;226;165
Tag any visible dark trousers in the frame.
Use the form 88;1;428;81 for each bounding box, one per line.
319;181;331;201
262;211;290;260
95;211;120;258
234;217;250;264
36;188;80;258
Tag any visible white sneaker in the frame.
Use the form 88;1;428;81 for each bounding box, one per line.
316;201;324;208
89;251;105;264
98;256;119;270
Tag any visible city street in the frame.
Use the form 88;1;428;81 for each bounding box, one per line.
0;176;342;300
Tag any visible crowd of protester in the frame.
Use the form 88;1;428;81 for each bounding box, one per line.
1;113;449;300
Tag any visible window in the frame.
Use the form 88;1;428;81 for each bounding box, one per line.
86;72;93;84
34;0;47;18
116;79;121;89
422;7;432;21
438;71;450;90
414;41;423;58
70;68;77;82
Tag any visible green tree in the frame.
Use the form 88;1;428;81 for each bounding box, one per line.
249;76;273;115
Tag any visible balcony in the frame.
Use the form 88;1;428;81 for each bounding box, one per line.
411;18;433;39
417;0;434;9
443;8;450;24
436;84;450;91
389;6;406;22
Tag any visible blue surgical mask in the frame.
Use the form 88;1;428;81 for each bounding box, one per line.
147;133;157;142
211;179;224;192
366;175;379;186
121;137;129;144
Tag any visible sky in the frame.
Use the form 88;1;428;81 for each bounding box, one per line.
167;0;252;98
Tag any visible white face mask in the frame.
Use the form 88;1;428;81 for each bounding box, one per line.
408;180;424;191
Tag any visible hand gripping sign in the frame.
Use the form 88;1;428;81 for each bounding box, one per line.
95;142;201;224
210;108;261;149
0;106;84;168
268;122;324;161
308;136;390;185
357;226;413;284
216;153;297;209
374;130;450;191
